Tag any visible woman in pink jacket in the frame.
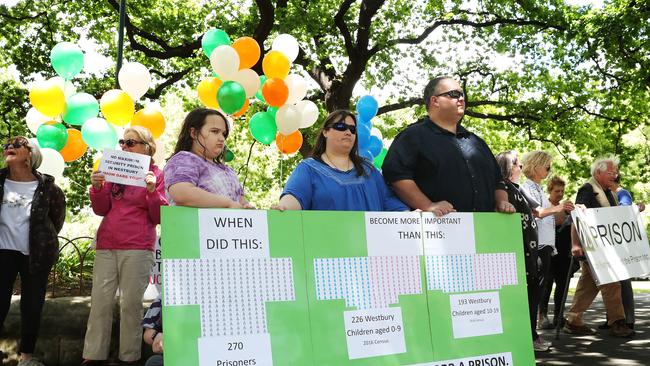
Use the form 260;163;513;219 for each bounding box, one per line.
82;126;168;365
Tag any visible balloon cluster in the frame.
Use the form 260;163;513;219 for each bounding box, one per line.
197;29;319;156
355;95;387;169
26;42;166;179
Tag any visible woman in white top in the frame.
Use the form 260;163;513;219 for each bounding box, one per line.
520;150;574;329
0;136;66;366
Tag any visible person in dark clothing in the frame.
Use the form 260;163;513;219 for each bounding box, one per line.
0;136;66;366
496;151;549;352
382;76;514;215
539;176;578;328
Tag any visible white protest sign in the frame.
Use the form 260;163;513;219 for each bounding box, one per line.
98;149;150;187
572;205;650;285
198;209;270;258
143;236;162;301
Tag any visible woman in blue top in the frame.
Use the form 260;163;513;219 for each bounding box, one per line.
276;110;407;211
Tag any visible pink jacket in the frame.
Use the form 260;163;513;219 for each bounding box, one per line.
90;163;168;251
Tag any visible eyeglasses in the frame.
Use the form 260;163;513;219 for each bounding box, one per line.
329;121;357;134
605;171;618;177
119;139;147;148
435;90;465;99
2;139;29;150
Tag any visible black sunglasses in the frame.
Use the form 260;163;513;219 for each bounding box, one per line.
329;121;357;134
2;139;29;150
435;90;465;99
119;139;148;148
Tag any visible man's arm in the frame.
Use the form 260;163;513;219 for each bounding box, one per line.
391;179;455;216
570;222;584;257
494;189;515;213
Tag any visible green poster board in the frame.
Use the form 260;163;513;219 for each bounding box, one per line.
161;207;533;366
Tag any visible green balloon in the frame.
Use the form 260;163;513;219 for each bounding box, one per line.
217;81;246;114
249;112;277;145
224;148;234;162
81;117;118;150
373;148;388;169
202;29;231;58
266;106;278;120
255;75;267;103
36;122;68;151
50;42;84;80
63;93;99;126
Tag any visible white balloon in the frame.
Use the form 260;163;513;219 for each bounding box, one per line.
284;74;307;105
232;69;260;98
25;107;50;134
49;77;77;98
118;62;152;100
276;104;301;135
295;100;319;128
210;45;240;81
37;147;65;180
271;34;300;63
371;127;383;140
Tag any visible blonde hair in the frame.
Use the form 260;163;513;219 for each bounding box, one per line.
521;150;552;179
124;126;156;158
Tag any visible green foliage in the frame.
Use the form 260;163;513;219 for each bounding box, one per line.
1;0;649;211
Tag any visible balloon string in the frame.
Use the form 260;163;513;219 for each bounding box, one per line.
239;140;257;190
280;153;283;189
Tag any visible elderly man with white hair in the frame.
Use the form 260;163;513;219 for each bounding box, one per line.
563;157;633;338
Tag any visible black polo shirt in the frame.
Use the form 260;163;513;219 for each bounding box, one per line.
382;117;503;212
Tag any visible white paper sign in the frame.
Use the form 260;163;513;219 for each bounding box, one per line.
98;148;150;187
406;352;513;366
422;213;475;255
198;333;273;366
143;236;161;301
572;205;650;285
365;212;424;256
449;292;502;339
343;307;406;360
198;209;270;258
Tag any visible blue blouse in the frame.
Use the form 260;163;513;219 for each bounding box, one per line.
617;188;633;206
281;158;408;211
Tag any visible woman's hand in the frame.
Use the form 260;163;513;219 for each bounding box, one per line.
152;332;163;353
90;171;105;190
144;171;156;193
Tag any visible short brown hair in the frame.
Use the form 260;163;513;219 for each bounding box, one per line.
546;175;565;193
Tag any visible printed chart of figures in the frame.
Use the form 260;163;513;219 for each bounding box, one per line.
161;207;534;366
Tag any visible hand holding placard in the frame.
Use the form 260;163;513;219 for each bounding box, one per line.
98;148;151;188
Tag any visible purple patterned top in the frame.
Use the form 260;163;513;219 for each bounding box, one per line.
164;151;244;206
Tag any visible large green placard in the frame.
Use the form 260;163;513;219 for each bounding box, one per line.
161;207;534;366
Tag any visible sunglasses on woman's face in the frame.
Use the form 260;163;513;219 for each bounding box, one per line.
330;121;357;134
119;139;147;148
2;140;28;150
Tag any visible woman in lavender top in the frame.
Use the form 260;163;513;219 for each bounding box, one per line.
164;108;253;208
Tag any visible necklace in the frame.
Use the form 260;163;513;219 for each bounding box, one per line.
323;152;351;171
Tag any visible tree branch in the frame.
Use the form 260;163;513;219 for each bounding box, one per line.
369;15;566;56
334;0;356;56
145;68;191;99
106;0;200;59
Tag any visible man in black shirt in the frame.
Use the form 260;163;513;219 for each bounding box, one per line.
382;76;514;216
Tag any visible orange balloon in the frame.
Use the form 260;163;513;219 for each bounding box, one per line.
132;107;166;138
276;130;302;154
197;77;223;109
232;98;250;118
262;78;289;107
59;129;88;162
232;37;261;70
262;50;290;79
